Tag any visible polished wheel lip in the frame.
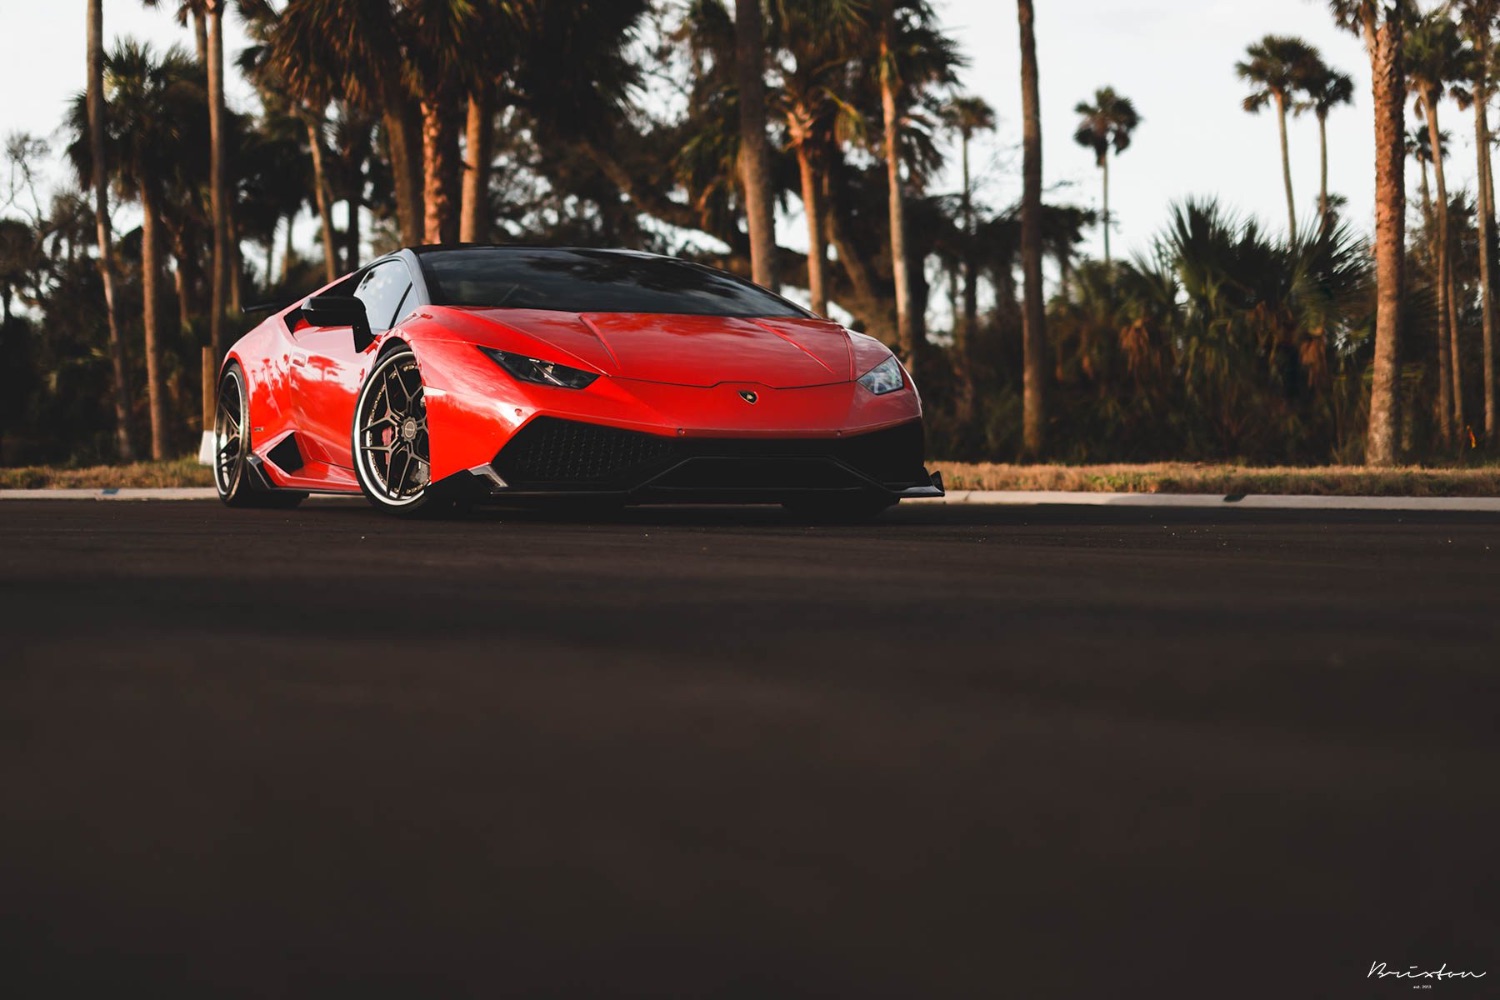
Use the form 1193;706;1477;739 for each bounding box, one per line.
355;351;431;508
213;368;246;498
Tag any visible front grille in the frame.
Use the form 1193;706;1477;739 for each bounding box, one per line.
493;417;925;492
494;417;678;485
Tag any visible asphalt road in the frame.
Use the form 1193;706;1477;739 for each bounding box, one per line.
2;499;1498;998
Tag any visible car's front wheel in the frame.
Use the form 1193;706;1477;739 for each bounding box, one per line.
353;346;450;516
214;361;305;509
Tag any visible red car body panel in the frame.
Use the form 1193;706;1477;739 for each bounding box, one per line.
225;249;932;500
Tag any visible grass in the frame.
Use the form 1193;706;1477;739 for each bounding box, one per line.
930;461;1500;498
2;458;1499;497
0;458;214;490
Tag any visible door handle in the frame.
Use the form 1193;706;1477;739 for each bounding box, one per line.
291;351;308;367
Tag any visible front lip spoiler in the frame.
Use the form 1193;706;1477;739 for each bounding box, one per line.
896;469;945;499
460;466;946;503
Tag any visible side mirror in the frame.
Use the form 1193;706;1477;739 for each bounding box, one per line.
302;294;374;352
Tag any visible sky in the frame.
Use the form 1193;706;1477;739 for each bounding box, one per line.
0;0;1471;265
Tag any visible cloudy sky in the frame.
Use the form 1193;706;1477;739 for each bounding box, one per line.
0;1;1462;264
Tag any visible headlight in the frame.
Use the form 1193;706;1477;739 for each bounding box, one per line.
857;355;905;395
480;347;598;389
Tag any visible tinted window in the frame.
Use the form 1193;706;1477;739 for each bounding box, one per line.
418;248;806;318
353;261;413;333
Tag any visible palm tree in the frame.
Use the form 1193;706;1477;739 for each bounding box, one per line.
68;41;209;460
771;0;863;317
1329;0;1406;467
86;0;134;461
456;0;525;245
1296;56;1355;232
940;94;995;361
253;0;425;246
1072;87;1140;265
401;0;486;244
878;0;916;360
1406;10;1471;443
237;7;347;281
0;219;41;326
735;0;777;290
1456;0;1499;443
1017;0;1046;459
1407;125;1448;226
848;0;959;360
1237;35;1319;243
141;0;224;445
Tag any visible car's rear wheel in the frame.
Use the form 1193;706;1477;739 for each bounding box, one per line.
782;491;897;524
353;347;451;516
214;362;305;509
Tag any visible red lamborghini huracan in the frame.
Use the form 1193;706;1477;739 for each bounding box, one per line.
214;246;944;517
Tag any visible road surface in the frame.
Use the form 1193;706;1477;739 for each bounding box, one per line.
2;500;1497;997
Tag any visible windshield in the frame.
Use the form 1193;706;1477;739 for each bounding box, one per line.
418;248;807;318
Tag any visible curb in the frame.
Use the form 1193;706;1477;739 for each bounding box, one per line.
0;488;219;501
1;487;1498;512
909;490;1500;513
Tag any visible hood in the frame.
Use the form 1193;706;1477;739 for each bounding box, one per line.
450;308;855;389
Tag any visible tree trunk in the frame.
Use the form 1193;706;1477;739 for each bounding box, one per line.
880;4;916;361
1478;80;1498;442
282;214;294;283
1276;92;1298;243
1362;11;1405;466
206;1;228;437
1424;95;1453;445
824;195;890;342
1318;110;1331;232
228;199;243;314
1450;255;1464;435
460;86;494;244
87;0;134;461
140;181;168;461
206;2;226;344
421;96;461;245
174;259;192;335
382;103;425;247
947;264;959;341
1101;154;1111;266
1018;0;1047;460
306;116;338;284
734;0;778;290
1418;158;1433;228
962;131;979;358
345;199;361;270
193;8;207;65
440;106;462;246
794;140;827;315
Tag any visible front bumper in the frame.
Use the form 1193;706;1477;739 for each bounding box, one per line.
462;416;944;504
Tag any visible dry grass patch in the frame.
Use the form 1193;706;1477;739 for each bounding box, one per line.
932;462;1500;497
0;459;213;490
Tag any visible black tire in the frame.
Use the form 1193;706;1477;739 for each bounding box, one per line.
352;347;454;517
214;361;307;509
782;491;897;524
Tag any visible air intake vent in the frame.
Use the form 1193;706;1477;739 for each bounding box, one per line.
266;433;305;474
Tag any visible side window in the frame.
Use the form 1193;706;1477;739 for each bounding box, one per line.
352;261;414;334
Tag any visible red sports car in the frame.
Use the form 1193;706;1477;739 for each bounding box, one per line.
214;246;944;518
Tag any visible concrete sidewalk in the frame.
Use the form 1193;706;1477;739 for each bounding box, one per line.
4;486;1500;512
0;488;219;501
910;489;1500;512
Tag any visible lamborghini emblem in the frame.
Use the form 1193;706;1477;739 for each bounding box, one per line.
739;390;758;404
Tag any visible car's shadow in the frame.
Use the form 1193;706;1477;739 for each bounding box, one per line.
296;497;1500;530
